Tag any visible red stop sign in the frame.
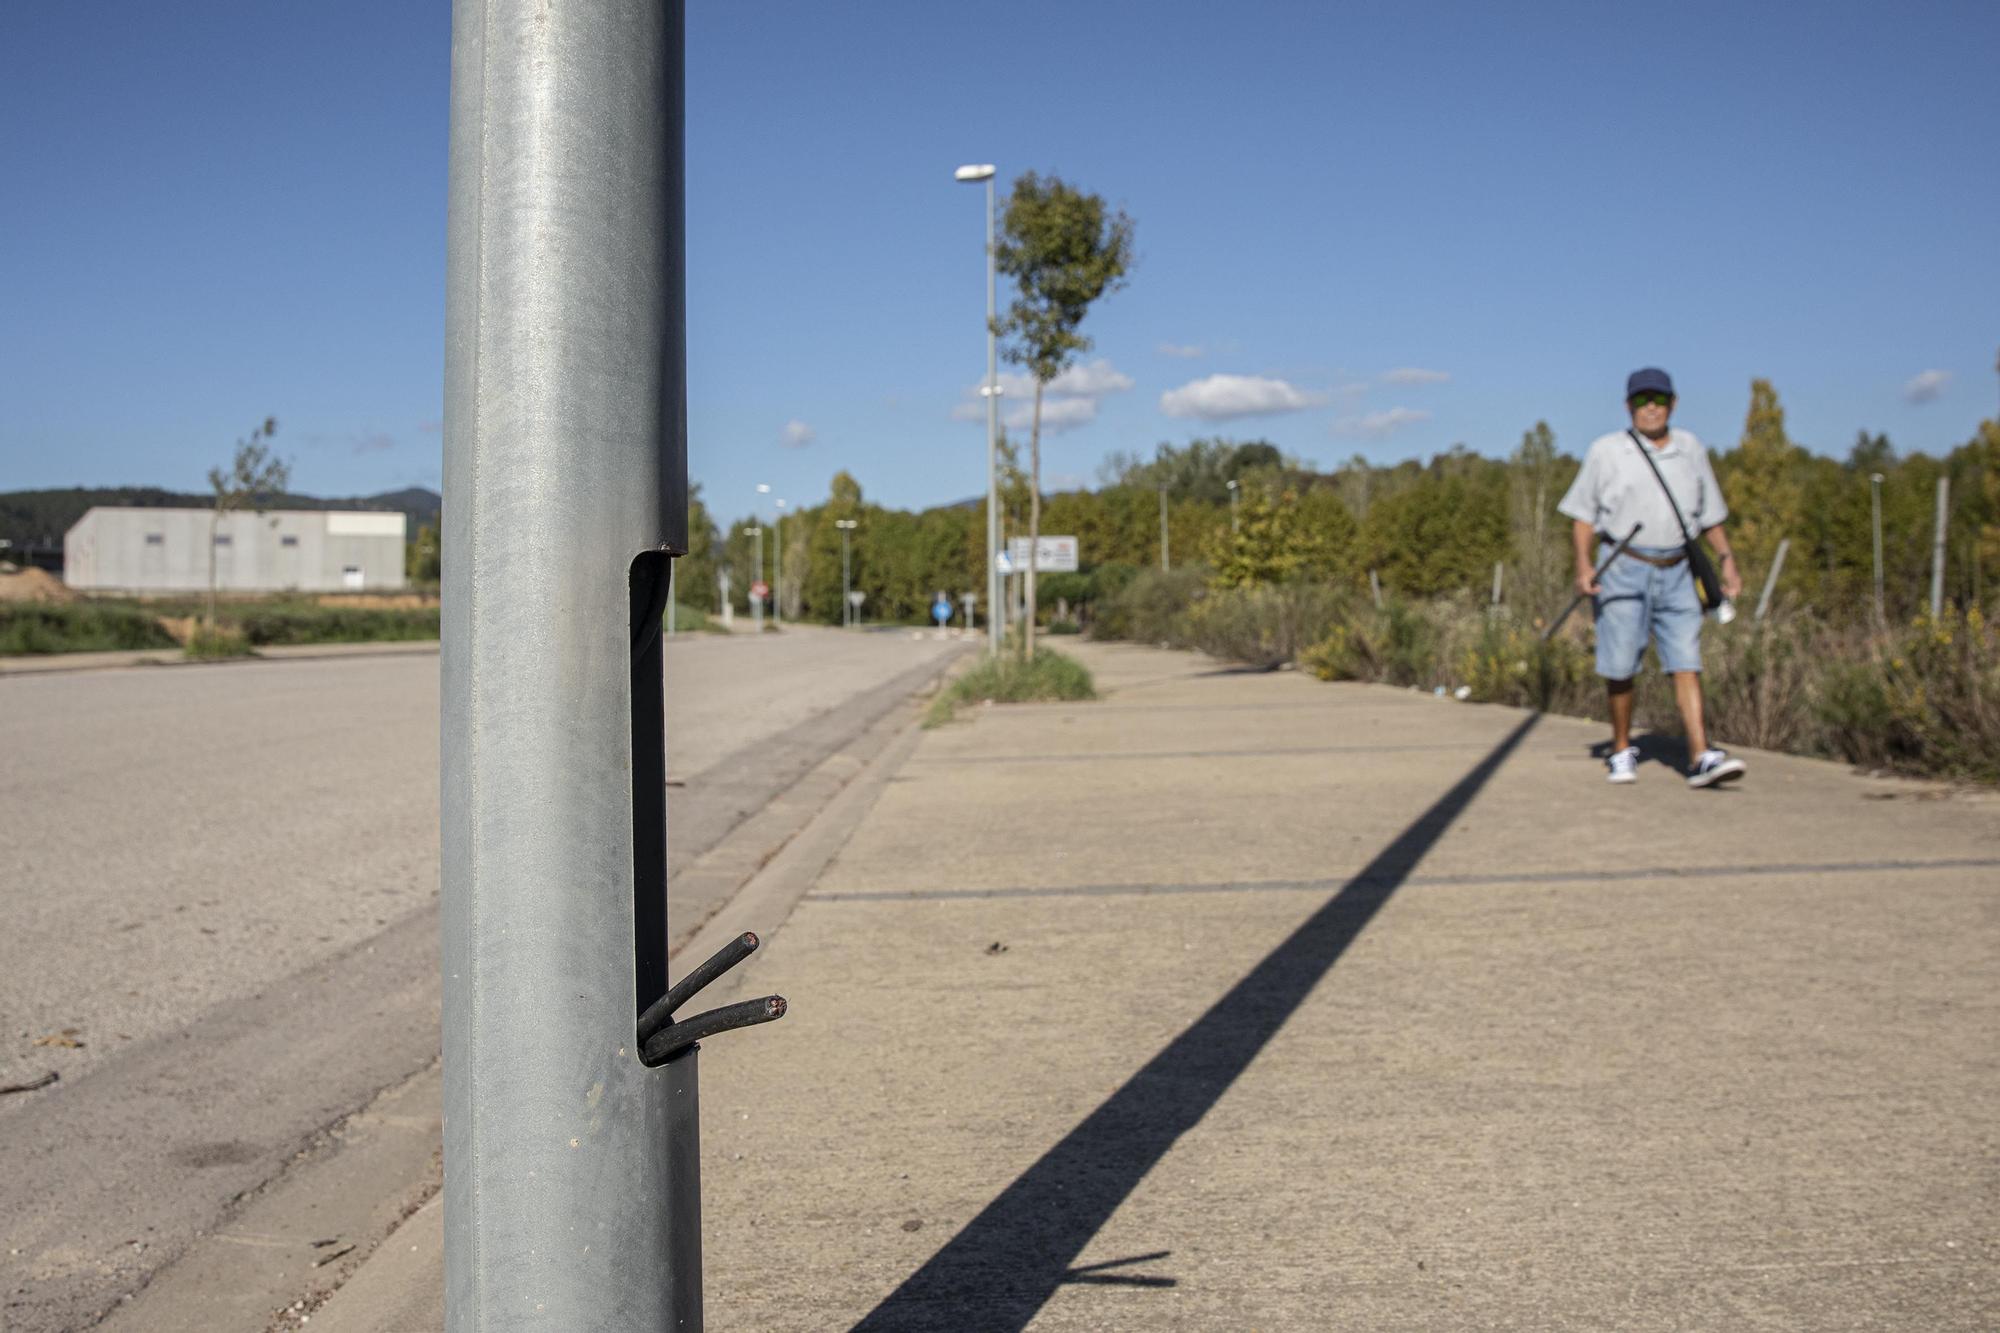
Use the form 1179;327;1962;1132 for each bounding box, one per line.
750;581;770;600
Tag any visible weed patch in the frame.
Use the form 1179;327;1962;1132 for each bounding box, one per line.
924;649;1096;727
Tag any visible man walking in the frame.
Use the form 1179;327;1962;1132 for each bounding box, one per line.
1559;368;1747;788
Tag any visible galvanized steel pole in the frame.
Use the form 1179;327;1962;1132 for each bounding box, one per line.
1870;473;1885;625
443;1;692;1327
1930;475;1949;618
985;173;1000;655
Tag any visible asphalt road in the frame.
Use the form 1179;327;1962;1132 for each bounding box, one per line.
0;625;962;1330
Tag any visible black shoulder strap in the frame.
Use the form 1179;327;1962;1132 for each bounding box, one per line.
1626;429;1694;543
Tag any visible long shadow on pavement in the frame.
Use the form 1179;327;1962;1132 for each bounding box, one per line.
853;711;1542;1331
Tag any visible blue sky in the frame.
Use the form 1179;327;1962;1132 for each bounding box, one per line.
3;1;1996;525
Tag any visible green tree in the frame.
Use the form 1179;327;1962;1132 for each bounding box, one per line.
1507;421;1570;618
1358;453;1507;599
1206;487;1356;587
802;471;866;624
1717;379;1807;597
406;519;441;585
994;171;1134;657
1098;437;1285;504
206;417;286;626
673;483;722;612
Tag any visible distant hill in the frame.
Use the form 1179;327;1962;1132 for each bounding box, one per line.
0;486;442;560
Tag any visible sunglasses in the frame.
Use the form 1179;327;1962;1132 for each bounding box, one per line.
1627;391;1673;408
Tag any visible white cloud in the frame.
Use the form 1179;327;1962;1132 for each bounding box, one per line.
1049;359;1136;398
1011;397;1101;433
1332;407;1431;439
1380;367;1450;385
1903;369;1951;404
780;419;815;448
991;358;1134;400
1157;342;1204;359
953;358;1131;434
1159;374;1326;422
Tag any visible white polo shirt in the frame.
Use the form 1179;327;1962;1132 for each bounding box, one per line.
1558;427;1728;545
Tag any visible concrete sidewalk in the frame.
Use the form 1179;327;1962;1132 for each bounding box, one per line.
324;641;1999;1330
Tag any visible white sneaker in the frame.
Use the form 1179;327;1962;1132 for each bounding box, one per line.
1687;748;1746;789
1607;746;1639;784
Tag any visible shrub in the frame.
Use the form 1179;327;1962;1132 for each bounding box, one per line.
1302;601;1444;688
0;603;179;654
1182;583;1347;667
1455;620;1599;713
185;624;253;659
1816;609;2000;782
925;648;1096;727
1091;566;1208;645
1699;616;1823;753
667;603;726;635
1099;566;2000;784
231;604;439;645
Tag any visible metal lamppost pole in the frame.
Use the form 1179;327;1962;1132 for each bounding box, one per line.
1227;478;1239;533
773;497;787;628
749;523;764;632
1870;472;1885;627
754;483;772;628
836;518;857;627
444;4;784;1327
956;163;1000;655
1930;475;1950;619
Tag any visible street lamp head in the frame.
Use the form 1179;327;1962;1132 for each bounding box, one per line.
1870;473;1885;484
835;519;857;530
954;164;996;182
755;483;771;494
1226;479;1238;491
775;498;787;509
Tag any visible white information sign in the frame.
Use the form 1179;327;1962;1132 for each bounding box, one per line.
1004;535;1079;573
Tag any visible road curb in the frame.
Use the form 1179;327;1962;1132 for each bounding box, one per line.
95;649;963;1332
0;640;442;677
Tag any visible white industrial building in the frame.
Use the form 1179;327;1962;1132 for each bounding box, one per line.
63;507;409;594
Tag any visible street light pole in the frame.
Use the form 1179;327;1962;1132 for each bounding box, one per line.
441;3;784;1326
749;523;764;632
836;518;857;628
1227;478;1239;534
1870;472;1885;627
956;163;1000;655
774;499;787;628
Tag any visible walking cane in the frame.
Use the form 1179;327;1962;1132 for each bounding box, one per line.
1541;522;1642;642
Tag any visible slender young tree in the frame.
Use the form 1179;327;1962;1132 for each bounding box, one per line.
994;172;1133;658
1508;420;1563;615
206;418;286;627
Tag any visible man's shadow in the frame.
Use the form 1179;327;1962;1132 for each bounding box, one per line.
851;714;1541;1332
1589;731;1689;772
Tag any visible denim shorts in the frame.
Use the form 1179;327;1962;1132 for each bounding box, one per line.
1592;543;1703;679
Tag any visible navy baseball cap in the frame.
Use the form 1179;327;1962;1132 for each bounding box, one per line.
1626;367;1675;398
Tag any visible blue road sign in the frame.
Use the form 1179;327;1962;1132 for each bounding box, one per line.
932;597;952;625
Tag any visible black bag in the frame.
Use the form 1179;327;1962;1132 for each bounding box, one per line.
1626;429;1724;611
